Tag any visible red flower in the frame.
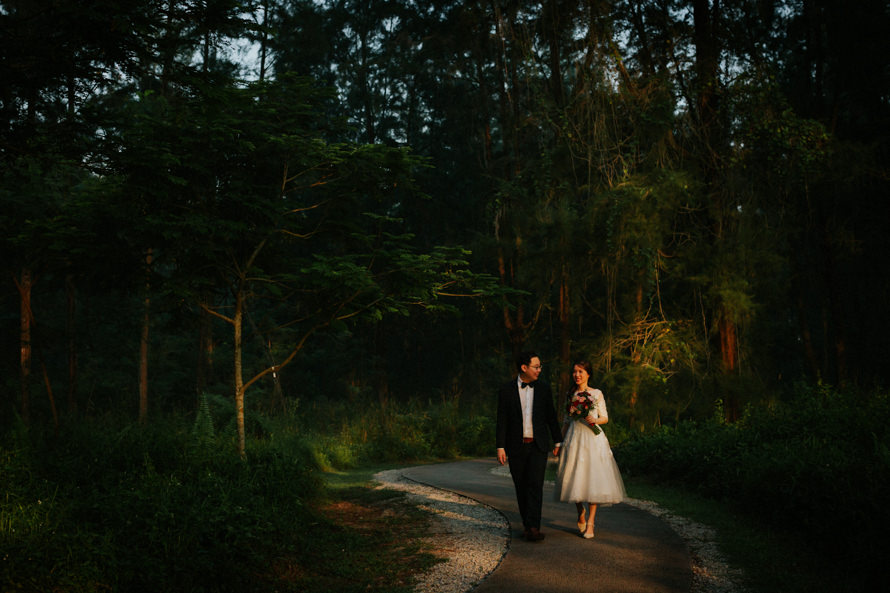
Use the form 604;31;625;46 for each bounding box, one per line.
567;391;601;434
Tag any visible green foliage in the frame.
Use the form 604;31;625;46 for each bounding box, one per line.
3;0;889;447
615;383;890;590
191;391;216;446
1;416;322;592
0;405;457;593
290;397;495;469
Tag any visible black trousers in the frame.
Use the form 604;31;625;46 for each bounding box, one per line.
507;442;548;530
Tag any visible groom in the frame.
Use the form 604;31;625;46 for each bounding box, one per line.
496;351;562;542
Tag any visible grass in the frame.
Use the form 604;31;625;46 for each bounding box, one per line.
292;464;445;593
0;419;446;593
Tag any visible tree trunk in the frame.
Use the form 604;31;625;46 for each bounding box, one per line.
557;266;571;419
138;249;152;423
66;273;78;414
818;213;848;385
719;316;740;421
796;293;820;379
692;0;721;148
258;0;269;82
41;362;59;436
498;241;528;357
543;0;564;109
692;0;742;422
488;3;529;358
628;283;644;428
233;287;246;457
629;1;657;77
247;311;286;412
16;268;34;424
357;26;376;144
196;294;215;396
719;316;738;371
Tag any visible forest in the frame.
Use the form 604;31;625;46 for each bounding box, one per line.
1;1;889;591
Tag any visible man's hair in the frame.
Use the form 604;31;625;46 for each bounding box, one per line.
515;351;538;372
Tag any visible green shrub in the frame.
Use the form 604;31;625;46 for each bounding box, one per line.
615;383;890;589
290;396;494;467
456;413;495;457
1;416;322;593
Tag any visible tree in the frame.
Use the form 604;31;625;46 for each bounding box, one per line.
0;0;156;423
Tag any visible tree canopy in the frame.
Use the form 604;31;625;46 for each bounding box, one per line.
2;0;888;441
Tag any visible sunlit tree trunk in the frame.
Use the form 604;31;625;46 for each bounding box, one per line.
233;286;246;457
201;286;248;457
719;315;740;420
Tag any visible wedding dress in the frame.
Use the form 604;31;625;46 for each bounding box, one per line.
554;388;626;504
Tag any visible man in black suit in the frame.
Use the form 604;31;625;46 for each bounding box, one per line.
496;351;563;542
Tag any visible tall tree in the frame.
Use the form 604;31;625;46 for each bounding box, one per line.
778;0;890;386
0;0;154;422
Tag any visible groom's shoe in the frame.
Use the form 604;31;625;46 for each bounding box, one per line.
524;527;545;542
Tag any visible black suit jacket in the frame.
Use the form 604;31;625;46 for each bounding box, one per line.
495;379;562;457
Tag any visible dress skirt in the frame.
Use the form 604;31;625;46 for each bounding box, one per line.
554;419;626;504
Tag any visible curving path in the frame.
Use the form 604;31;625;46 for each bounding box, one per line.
401;458;693;593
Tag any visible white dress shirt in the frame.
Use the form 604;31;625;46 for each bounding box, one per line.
518;377;534;438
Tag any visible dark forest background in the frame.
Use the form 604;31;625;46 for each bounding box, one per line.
2;2;890;592
3;0;888;435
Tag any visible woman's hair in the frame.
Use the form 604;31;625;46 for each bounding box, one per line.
572;360;593;375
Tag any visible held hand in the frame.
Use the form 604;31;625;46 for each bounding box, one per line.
552;446;560;457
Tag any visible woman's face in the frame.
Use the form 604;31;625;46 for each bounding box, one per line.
572;364;589;386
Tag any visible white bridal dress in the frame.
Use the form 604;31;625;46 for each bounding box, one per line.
554;388;626;504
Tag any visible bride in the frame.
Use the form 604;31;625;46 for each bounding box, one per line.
554;360;626;539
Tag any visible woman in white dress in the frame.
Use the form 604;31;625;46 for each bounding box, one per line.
554;360;626;539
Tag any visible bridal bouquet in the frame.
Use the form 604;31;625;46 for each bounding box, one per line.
567;391;601;434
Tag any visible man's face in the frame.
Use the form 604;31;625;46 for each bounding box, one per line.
521;357;543;382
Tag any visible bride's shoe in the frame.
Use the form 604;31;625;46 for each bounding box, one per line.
577;510;587;534
583;522;595;539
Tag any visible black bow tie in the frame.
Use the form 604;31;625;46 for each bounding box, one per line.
521;381;532;388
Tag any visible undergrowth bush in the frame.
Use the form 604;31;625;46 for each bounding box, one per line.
615;382;890;589
292;396;495;467
1;415;321;593
1;394;494;591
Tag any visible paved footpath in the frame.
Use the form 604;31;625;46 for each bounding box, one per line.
402;458;693;593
